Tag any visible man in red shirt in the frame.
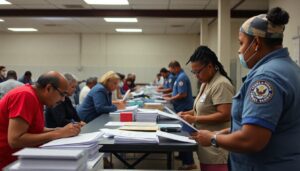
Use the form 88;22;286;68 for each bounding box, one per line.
0;71;81;169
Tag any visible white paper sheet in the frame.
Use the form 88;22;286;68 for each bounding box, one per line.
156;130;196;144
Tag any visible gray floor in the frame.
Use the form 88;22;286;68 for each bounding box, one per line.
108;152;199;170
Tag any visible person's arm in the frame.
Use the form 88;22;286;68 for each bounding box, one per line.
191;124;272;153
181;103;231;124
164;92;187;101
8;117;81;149
93;91;117;113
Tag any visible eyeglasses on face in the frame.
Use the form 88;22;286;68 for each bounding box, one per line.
191;65;207;75
52;85;68;97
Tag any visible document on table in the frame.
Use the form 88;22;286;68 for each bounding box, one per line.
41;132;103;147
156;130;196;144
105;121;157;127
13;148;85;159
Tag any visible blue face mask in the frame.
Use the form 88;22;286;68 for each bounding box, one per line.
239;39;257;69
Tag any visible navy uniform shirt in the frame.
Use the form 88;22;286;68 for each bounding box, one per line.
163;73;176;89
77;83;117;123
172;70;194;112
230;48;300;171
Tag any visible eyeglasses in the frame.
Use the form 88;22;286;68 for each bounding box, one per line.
52;85;68;97
191;65;207;75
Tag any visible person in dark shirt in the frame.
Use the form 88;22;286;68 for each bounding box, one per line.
45;73;85;128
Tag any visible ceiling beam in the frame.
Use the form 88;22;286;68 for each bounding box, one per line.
0;9;267;18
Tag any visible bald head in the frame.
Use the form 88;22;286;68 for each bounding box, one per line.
36;71;68;91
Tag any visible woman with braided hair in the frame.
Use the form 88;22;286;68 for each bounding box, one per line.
179;45;234;171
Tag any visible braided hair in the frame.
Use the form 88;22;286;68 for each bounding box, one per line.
187;46;232;83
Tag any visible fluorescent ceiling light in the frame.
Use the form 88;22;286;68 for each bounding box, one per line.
0;0;11;5
0;19;4;22
104;18;137;23
116;28;142;33
84;0;128;5
8;28;38;32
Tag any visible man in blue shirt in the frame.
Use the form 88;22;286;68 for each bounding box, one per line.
191;7;300;171
157;67;176;94
164;60;195;169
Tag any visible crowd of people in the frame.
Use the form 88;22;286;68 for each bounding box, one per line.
0;7;300;171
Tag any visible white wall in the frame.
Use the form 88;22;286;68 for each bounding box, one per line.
0;33;200;95
269;0;300;64
207;19;246;90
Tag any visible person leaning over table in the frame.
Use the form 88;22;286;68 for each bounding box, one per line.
0;71;81;169
157;67;176;94
180;46;234;171
77;71;126;123
45;73;86;128
191;7;300;171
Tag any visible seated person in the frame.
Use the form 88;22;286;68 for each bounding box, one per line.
79;77;97;104
77;71;126;123
0;71;81;169
45;73;85;128
18;71;33;84
153;73;164;86
122;73;136;92
0;70;23;99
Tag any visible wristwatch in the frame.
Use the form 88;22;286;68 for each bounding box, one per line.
210;133;219;148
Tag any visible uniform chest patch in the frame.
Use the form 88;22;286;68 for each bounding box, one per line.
250;80;273;104
168;79;172;83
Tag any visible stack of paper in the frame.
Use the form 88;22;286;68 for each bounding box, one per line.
156;131;196;144
8;148;87;171
135;108;159;122
41;132;103;161
100;128;159;144
109;105;139;114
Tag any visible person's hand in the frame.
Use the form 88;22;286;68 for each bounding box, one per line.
181;115;197;124
178;111;188;116
163;96;172;101
80;121;86;127
116;101;126;110
190;130;214;146
58;123;81;138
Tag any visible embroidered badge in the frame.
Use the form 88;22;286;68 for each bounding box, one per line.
179;81;184;87
250;80;273;104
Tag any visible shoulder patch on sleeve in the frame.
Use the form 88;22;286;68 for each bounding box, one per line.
178;81;184;87
249;80;274;104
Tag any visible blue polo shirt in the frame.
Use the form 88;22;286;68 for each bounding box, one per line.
163;73;176;89
77;83;117;123
230;48;300;171
172;70;194;112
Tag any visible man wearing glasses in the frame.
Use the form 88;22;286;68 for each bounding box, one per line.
0;71;81;169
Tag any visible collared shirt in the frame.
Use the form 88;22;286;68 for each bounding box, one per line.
77;83;117;123
230;48;300;171
194;71;234;164
163;73;176;89
172;70;194;112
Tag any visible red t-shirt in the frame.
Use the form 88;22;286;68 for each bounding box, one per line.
0;85;44;169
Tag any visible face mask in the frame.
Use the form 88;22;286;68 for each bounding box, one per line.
239;39;257;69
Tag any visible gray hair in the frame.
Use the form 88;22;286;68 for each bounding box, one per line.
64;73;77;84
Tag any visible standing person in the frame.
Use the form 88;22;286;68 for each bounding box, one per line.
79;77;97;104
192;7;300;171
45;73;85;128
157;67;176;94
77;71;126;123
18;71;33;84
0;71;81;169
0;70;23;99
0;66;6;83
182;46;234;171
164;60;195;170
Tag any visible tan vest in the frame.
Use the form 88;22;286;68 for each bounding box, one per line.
194;71;234;164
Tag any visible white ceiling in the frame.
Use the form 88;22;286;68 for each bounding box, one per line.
0;0;269;34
